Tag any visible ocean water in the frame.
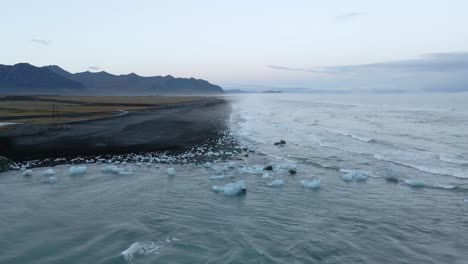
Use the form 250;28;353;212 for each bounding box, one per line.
1;93;468;263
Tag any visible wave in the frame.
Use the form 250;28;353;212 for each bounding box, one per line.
121;237;180;261
439;154;468;165
374;154;468;179
324;128;375;143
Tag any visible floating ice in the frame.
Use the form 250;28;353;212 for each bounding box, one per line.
42;169;55;176
119;170;133;176
102;165;123;174
203;162;213;168
213;181;247;196
268;179;284;187
48;176;58;184
300;179;321;189
167;168;176;176
247;145;256;152
342;171;368;182
69;166;87;175
22;169;33;177
262;173;272;179
404;179;427;187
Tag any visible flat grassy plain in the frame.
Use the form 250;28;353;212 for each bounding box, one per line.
0;95;207;125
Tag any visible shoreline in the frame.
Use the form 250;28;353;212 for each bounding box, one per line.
0;97;234;162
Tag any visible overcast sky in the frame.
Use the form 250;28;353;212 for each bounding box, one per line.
1;0;468;92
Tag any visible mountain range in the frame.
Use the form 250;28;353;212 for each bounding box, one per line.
0;63;224;95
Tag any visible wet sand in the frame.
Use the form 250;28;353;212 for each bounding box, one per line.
0;98;231;161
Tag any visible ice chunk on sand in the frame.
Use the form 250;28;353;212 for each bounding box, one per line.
22;169;33;177
101;165;123;174
300;179;321;189
213;181;247;196
404;179;427;187
69;166;87;175
48;176;58;184
268;179;284;187
42;169;55;176
342;171;368;182
167;168;176;176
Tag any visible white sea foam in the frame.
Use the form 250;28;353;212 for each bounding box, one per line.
121;241;162;261
209;175;225;180
325;128;374;143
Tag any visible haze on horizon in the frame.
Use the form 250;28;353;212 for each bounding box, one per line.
2;0;468;93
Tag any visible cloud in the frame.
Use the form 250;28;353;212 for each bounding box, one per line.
266;65;317;73
268;52;468;75
334;12;368;21
88;66;100;71
31;38;49;46
264;52;468;93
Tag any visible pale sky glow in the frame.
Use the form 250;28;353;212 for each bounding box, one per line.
1;0;468;91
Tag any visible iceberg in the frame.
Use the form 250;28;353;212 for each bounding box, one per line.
42;169;55;176
342;171;368;182
300;179;321;189
262;173;272;179
101;165;123;174
404;179;427;187
22;169;33;177
167;168;176;176
268;179;284;187
69;166;87;175
213;181;247;196
48;176;58;184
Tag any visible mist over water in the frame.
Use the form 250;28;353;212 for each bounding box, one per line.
1;93;468;263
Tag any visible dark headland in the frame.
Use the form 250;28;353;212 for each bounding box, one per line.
0;63;232;163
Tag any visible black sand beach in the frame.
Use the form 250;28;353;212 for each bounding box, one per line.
0;97;231;161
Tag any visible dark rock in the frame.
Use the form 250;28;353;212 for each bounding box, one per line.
274;140;286;146
264;165;273;171
0;156;12;172
288;169;297;175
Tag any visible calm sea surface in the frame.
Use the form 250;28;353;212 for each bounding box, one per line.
1;93;467;263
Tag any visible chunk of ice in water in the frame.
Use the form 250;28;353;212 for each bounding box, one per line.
300;179;321;189
22;169;33;177
69;166;87;175
213;181;247;196
42;169;55;176
342;171;368;182
268;179;284;187
404;179;427;187
262;173;272;179
167;168;176;176
102;165;123;174
48;176;58;183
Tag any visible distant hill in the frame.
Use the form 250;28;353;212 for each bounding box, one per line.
0;63;224;95
0;63;84;94
44;65;224;95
